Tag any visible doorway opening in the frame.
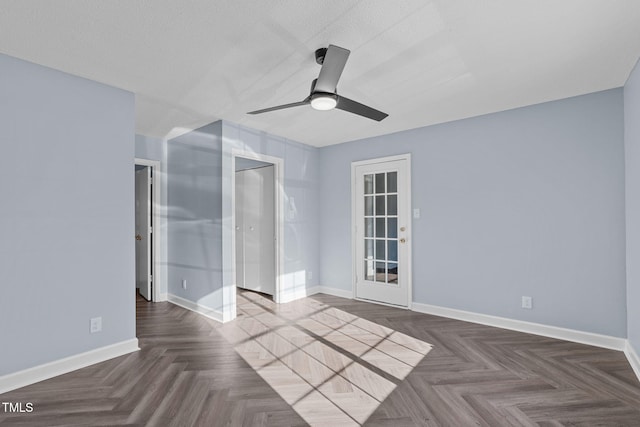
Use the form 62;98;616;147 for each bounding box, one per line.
230;151;284;319
134;158;161;303
235;157;275;305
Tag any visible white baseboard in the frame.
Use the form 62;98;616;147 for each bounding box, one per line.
308;286;353;299
0;339;139;395
625;341;640;382
167;294;223;323
279;286;315;303
304;291;626;352
411;302;626;351
158;292;168;302
171;288;638;382
304;285;321;297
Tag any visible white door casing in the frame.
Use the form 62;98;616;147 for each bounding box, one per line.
135;166;152;301
235;169;246;291
353;155;411;307
235;165;276;296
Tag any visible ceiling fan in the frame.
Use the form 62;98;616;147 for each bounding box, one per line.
248;45;388;121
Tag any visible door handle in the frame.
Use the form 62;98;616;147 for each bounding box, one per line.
136;234;142;241
400;238;406;243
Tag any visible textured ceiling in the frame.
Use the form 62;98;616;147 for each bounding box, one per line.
1;0;640;147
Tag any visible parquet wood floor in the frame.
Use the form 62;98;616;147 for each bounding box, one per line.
1;290;639;426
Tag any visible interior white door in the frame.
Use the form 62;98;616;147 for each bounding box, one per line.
135;167;152;301
235;165;275;295
354;158;410;306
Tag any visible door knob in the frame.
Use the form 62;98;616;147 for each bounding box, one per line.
400;227;406;232
400;238;406;243
136;234;142;241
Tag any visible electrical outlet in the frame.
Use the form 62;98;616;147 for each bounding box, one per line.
521;296;533;309
90;317;102;333
182;279;187;290
413;208;421;219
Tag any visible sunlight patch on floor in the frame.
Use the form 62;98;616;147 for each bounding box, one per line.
218;292;432;426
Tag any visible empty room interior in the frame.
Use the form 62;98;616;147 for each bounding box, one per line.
3;1;640;425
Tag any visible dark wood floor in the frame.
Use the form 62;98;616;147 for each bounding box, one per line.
1;291;639;426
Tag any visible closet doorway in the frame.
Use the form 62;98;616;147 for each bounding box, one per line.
235;159;276;297
135;164;153;301
134;158;161;303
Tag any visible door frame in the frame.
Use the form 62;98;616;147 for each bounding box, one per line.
134;158;162;302
351;154;413;308
230;150;284;311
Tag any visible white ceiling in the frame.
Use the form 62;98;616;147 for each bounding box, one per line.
1;1;640;147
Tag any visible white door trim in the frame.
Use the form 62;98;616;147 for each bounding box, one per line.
351;154;412;308
134;158;163;302
229;150;284;318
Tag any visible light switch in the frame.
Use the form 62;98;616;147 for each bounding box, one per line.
413;208;420;219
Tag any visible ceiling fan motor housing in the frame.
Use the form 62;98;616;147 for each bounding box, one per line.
310;78;336;95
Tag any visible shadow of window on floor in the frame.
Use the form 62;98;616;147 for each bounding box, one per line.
218;291;433;426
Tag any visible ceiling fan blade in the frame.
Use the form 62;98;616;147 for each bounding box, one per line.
315;45;350;93
247;99;309;115
336;96;388;121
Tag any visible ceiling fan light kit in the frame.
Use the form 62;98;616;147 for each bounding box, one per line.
248;44;388;121
310;93;337;110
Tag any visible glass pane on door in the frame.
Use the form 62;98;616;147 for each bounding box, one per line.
387;172;397;193
387;195;397;215
387;262;398;284
365;196;373;216
375;173;385;193
364;174;374;194
375;239;385;263
365;239;374;259
375;196;385;215
365;218;374;237
375;218;385;238
387;218;397;238
365;260;375;281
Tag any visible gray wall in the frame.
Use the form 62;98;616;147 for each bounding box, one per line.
0;54;136;375
319;89;626;337
625;59;640;352
166;122;223;309
135;134;164;161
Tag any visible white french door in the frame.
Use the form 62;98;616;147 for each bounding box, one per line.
353;156;411;307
